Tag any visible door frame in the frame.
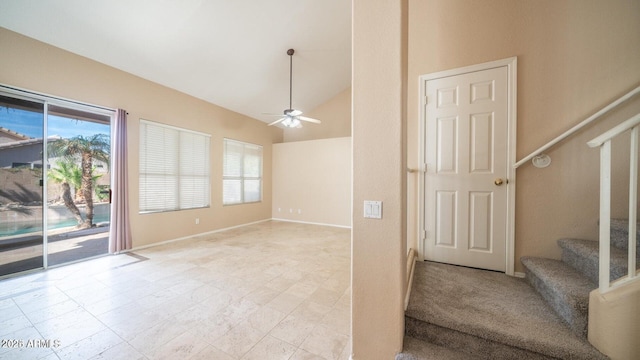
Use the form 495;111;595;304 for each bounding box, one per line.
418;57;517;275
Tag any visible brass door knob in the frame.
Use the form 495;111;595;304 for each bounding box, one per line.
494;178;504;186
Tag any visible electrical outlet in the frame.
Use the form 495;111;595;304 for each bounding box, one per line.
195;218;200;225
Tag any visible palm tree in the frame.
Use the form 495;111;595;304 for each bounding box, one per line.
48;134;110;229
48;159;84;226
49;159;105;227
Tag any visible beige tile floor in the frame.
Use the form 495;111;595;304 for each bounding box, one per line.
0;221;351;360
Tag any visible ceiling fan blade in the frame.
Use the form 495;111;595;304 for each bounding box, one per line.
268;117;286;126
298;116;321;124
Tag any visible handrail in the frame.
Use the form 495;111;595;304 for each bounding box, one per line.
514;85;640;168
589;113;640;293
587;113;640;148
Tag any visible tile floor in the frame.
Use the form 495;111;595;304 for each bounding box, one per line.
0;221;352;360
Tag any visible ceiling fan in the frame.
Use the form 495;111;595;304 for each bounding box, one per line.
266;49;321;128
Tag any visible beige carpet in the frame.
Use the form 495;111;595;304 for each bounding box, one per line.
402;261;607;359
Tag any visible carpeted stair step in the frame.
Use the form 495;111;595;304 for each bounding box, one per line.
396;335;482;360
558;238;638;284
610;218;640;257
404;317;557;359
521;256;596;339
405;261;606;359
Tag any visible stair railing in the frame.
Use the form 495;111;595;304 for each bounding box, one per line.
515;85;640;169
588;113;640;293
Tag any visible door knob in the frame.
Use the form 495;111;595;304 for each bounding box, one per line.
494;178;504;186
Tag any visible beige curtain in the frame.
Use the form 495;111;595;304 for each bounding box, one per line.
109;109;132;253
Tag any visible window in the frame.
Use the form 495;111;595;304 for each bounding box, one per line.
223;138;262;205
139;120;210;213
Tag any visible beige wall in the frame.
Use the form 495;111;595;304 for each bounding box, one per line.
352;0;407;358
407;0;640;272
272;137;351;227
0;28;283;248
283;87;352;143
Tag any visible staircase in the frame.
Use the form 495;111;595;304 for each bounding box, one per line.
398;263;607;360
521;219;640;340
397;220;639;359
398;88;640;359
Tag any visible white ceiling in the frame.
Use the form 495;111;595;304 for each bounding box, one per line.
0;0;352;124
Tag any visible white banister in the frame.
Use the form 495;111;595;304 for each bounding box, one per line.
515;85;640;169
628;127;638;282
597;141;612;292
587;113;640;147
589;113;640;293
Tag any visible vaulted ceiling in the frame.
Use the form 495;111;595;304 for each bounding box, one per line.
0;0;352;124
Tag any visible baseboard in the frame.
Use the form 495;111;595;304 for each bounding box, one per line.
514;271;526;278
122;218;272;254
405;248;417;310
271;218;352;229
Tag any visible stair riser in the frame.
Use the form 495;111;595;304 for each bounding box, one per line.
523;267;588;338
405;317;553;360
560;249;629;284
559;242;636;284
610;226;640;257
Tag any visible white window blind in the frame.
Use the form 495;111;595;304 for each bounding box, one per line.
223;138;262;205
139;120;210;213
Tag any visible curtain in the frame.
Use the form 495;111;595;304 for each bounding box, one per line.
109;109;132;253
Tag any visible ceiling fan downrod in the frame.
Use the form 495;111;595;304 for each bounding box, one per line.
287;48;294;112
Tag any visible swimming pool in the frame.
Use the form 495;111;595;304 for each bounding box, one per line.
0;213;110;237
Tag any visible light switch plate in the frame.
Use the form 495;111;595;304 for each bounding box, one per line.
364;200;382;219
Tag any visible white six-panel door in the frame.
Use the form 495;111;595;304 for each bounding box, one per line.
422;64;512;272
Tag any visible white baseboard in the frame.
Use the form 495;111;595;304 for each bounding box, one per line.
514;271;526;278
122;218;350;255
122;218;272;254
405;250;417;311
271;218;352;229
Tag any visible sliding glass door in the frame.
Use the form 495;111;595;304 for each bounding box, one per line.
0;90;112;277
46;105;111;267
0;95;45;276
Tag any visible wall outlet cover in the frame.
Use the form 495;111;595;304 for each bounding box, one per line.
364;200;382;219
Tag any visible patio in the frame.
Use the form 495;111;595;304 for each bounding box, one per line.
0;226;109;276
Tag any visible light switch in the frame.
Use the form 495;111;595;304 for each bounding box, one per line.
364;200;382;219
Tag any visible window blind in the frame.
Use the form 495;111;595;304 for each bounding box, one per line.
139;120;210;213
223;138;262;205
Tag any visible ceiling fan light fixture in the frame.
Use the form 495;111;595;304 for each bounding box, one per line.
281;116;301;128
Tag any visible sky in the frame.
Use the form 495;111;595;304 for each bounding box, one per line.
0;106;110;139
